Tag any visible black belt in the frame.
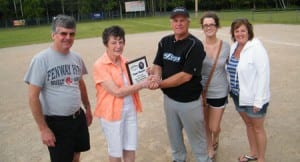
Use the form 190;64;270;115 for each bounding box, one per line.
45;108;82;120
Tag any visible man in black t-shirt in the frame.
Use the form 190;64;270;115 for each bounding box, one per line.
150;7;211;162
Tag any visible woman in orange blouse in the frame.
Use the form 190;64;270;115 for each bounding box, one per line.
93;25;150;162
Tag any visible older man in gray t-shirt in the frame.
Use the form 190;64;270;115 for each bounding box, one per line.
24;47;87;116
24;15;92;162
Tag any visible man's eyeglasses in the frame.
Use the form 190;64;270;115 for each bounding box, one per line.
202;24;216;29
56;32;76;37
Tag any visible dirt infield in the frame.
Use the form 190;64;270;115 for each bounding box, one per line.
0;24;299;162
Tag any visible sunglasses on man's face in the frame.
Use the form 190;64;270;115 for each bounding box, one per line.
56;31;76;37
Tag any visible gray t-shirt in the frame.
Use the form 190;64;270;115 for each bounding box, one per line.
24;47;88;116
201;41;230;98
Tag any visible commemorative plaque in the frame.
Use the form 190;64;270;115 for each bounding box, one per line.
125;56;148;85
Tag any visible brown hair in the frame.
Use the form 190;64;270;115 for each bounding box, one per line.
102;25;125;46
200;11;220;28
230;18;254;42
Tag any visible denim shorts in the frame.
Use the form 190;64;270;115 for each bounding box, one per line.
230;92;269;118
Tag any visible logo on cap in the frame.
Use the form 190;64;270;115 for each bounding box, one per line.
170;7;189;18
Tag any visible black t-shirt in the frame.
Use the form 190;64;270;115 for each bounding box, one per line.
153;34;206;102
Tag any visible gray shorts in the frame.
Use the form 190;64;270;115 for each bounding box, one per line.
230;92;269;118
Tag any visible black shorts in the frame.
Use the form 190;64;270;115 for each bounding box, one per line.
45;108;90;162
207;96;228;107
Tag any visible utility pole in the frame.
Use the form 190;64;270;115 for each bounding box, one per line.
195;0;199;17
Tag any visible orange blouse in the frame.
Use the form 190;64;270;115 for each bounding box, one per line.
93;52;142;121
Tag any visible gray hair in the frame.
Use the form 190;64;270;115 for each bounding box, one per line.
51;15;76;33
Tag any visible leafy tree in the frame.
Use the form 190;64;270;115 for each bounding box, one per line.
1;0;300;28
42;0;56;23
0;0;12;18
23;0;44;24
77;0;93;16
0;0;14;27
158;0;168;12
168;0;185;9
103;0;118;18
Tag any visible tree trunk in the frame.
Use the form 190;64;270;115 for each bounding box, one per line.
279;0;286;8
19;0;23;17
274;0;278;8
61;0;65;14
13;0;18;18
151;0;155;16
46;4;49;23
119;0;123;19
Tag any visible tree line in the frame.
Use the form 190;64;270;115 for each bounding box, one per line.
0;0;299;27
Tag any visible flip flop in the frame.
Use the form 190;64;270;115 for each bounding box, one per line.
238;155;258;162
208;149;216;160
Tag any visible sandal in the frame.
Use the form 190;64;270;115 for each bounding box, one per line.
238;155;258;162
213;142;219;151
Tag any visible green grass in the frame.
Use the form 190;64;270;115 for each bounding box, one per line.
0;10;299;48
216;10;300;25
